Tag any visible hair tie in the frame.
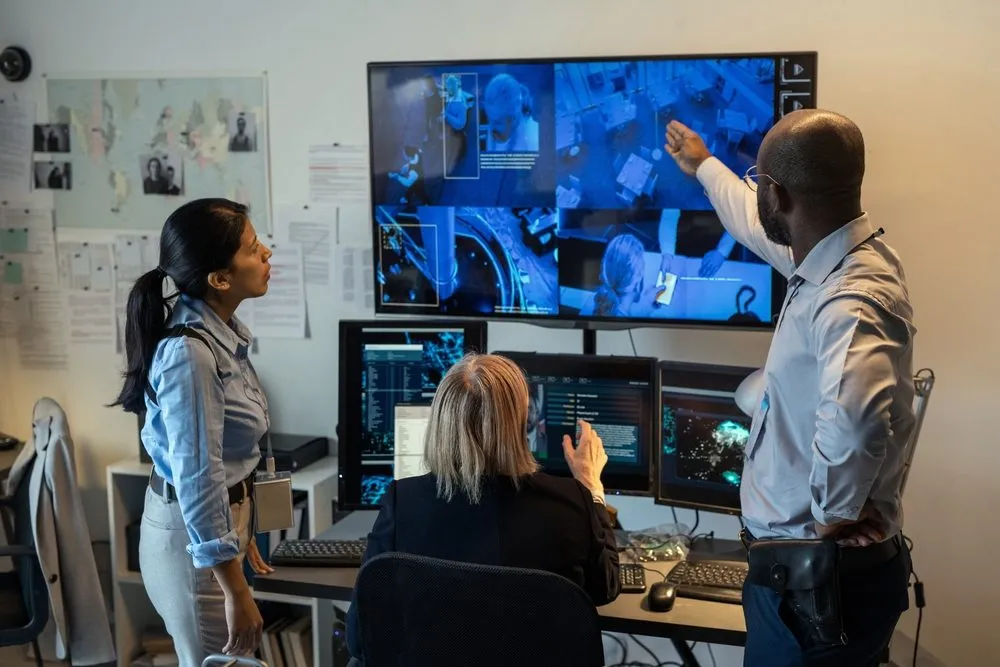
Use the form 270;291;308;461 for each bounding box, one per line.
155;266;167;279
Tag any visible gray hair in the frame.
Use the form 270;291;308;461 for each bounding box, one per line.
424;353;540;503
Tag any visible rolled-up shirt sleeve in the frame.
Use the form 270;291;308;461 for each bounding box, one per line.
809;295;908;526
153;337;238;568
695;156;796;277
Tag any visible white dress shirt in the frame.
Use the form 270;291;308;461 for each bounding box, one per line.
696;157;917;540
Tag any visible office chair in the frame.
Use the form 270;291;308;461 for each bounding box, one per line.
0;459;48;667
355;552;605;667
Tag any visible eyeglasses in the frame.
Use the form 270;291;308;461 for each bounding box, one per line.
743;165;781;192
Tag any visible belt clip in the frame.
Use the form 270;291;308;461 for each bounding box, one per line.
769;564;787;595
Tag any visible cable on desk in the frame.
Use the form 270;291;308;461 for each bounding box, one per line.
628;329;638;356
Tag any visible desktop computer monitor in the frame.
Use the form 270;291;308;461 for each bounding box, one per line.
368;52;817;328
337;319;487;510
496;351;658;495
656;361;758;515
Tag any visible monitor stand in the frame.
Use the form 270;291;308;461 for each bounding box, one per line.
686;536;746;563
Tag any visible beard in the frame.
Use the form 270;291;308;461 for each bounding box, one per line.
757;198;792;247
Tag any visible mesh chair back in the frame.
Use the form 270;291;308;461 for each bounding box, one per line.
356;551;605;667
0;458;50;647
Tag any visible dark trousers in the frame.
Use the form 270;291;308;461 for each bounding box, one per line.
742;548;910;667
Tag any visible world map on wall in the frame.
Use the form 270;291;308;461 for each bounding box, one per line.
45;76;270;230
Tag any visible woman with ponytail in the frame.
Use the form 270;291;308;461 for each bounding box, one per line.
583;233;648;318
111;198;273;663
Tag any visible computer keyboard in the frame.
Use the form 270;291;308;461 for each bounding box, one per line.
269;539;367;567
664;559;747;604
619;563;647;593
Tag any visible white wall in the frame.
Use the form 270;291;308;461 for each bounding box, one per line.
1;1;998;665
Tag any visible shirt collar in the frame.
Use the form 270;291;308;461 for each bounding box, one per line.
793;214;878;285
170;294;252;356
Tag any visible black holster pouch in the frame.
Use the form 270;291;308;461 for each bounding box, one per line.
746;537;847;647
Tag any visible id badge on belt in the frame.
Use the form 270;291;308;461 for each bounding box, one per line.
254;434;295;532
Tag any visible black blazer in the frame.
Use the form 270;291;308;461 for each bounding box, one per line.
346;472;621;658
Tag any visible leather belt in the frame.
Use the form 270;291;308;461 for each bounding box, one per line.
149;469;254;506
740;528;901;575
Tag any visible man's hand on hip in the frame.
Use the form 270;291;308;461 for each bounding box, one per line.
815;502;888;547
665;120;713;177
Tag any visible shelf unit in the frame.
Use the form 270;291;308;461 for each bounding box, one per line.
107;457;338;667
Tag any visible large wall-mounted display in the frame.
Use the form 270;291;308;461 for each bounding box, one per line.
368;52;816;329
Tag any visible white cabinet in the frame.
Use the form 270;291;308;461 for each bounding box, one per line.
107;457;338;667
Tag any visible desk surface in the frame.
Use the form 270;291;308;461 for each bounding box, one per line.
253;511;747;646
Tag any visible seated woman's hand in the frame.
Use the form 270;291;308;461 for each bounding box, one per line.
562;420;608;498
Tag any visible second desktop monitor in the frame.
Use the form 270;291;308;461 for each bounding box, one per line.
498;351;659;495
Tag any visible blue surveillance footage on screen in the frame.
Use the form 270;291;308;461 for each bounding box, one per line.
554;57;775;211
375;205;559;316
557;208;772;322
368;52;816;327
370;63;556;208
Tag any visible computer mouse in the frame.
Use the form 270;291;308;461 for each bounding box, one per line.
647;582;677;612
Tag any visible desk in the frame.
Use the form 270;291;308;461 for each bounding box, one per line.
556;113;579;152
601;93;638;131
254;512;746;665
556;184;582;209
616;153;654;198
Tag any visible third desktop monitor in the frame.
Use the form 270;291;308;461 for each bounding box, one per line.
657;360;759;515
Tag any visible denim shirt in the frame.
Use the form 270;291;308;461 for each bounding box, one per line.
141;295;268;568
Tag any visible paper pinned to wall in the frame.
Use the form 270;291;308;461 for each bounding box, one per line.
112;233;159;353
17;286;68;370
274;204;335;286
0;97;34;198
67;290;116;349
1;207;59;288
0;207;59;341
58;241;115;292
334;204;375;314
113;233;159;283
56;241;116;348
308;144;369;204
243;241;307;339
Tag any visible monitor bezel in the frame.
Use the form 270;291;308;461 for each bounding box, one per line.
655;360;760;515
337;318;488;511
366;50;818;331
495;351;660;497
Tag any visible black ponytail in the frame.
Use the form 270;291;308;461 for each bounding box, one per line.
109;198;249;414
111;268;170;413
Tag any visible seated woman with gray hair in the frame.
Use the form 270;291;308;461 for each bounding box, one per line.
346;353;621;660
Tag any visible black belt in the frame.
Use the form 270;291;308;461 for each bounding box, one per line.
149;469;254;506
740;528;901;575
